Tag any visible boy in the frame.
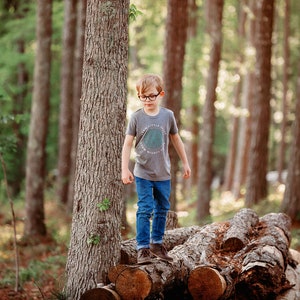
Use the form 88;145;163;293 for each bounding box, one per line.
122;74;191;264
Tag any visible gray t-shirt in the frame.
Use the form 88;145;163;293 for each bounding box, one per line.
126;107;178;181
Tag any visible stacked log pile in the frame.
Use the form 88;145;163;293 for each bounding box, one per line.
80;209;300;300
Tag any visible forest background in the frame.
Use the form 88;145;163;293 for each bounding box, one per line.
0;0;300;299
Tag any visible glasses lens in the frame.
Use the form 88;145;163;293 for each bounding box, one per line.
148;95;156;101
139;95;146;101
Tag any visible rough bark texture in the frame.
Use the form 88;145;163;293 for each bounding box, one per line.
65;1;129;299
24;0;52;237
82;209;299;300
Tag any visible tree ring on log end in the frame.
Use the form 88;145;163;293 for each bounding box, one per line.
80;287;121;300
115;267;152;300
188;266;226;300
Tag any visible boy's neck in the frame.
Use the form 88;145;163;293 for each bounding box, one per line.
143;106;160;116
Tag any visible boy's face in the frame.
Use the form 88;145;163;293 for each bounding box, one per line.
138;85;164;111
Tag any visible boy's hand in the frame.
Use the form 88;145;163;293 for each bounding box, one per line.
122;169;134;184
183;164;191;179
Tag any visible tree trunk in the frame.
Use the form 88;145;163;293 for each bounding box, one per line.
276;0;290;183
232;0;256;199
162;0;188;211
57;0;78;205
65;1;129;299
222;1;246;192
245;0;275;206
197;0;224;221
280;60;300;221
24;0;52;237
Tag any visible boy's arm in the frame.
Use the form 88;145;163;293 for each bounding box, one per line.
170;133;191;179
121;134;135;184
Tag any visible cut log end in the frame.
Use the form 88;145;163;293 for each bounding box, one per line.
80;287;121;300
188;266;226;300
222;237;244;252
114;266;152;300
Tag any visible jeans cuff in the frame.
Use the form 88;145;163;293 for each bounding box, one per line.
150;239;163;245
137;244;150;250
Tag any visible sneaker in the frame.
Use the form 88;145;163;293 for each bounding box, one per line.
137;248;152;264
150;243;173;262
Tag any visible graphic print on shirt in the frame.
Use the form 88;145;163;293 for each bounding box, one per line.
138;124;166;155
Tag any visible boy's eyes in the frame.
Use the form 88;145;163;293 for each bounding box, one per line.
138;92;160;102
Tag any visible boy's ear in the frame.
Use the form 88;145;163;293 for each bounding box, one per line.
160;90;165;96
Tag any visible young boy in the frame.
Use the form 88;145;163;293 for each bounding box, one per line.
121;74;191;264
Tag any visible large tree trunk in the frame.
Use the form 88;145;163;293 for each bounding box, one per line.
65;1;129;299
162;0;188;211
245;0;275;206
24;0;52;237
197;0;224;220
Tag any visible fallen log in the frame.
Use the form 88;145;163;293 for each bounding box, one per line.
82;210;298;300
234;212;293;299
120;225;202;264
110;222;227;300
222;208;259;252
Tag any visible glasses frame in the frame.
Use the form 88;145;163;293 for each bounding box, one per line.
138;92;161;102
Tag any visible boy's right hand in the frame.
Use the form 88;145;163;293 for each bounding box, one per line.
122;169;134;184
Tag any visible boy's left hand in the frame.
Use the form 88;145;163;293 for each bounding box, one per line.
183;164;191;179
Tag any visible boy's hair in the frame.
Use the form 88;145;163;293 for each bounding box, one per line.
136;74;164;95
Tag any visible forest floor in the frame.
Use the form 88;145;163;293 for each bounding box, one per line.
0;185;300;299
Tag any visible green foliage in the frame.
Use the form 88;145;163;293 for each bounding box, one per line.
50;290;68;300
87;234;101;245
97;198;111;212
129;4;143;22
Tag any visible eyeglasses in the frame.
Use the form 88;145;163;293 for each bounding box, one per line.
138;92;161;102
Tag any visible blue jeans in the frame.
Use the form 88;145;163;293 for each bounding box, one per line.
135;176;171;250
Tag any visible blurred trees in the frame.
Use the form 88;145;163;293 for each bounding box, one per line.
197;0;224;220
162;0;188;210
245;0;275;206
24;0;52;237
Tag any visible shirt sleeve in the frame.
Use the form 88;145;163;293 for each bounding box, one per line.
169;111;178;134
126;114;136;136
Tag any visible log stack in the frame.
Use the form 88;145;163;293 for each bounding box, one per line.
81;209;300;300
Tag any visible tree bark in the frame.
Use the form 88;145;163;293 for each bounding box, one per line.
65;1;129;299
